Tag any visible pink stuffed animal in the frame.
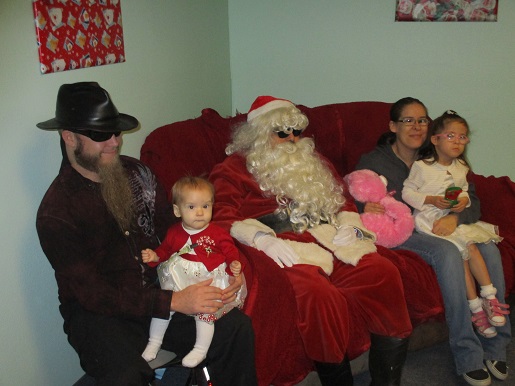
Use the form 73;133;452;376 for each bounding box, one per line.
344;169;414;248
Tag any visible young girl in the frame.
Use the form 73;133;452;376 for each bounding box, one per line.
141;176;246;367
402;110;508;338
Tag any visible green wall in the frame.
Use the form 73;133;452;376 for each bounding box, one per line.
0;1;230;384
229;0;515;180
1;1;513;385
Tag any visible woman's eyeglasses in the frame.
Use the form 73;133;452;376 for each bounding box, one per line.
434;132;470;144
75;130;122;142
396;117;429;128
274;127;303;139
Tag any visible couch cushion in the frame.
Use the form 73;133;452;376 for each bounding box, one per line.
298;102;392;176
141;108;244;199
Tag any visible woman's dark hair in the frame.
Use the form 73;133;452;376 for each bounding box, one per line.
377;97;429;146
418;110;470;168
389;97;428;121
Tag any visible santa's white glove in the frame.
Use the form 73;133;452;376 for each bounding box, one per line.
333;225;357;246
254;233;300;268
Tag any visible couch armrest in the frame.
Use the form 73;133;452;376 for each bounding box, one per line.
469;173;515;295
469;173;515;235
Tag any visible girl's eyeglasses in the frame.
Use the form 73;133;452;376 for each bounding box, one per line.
274;127;303;139
434;132;470;144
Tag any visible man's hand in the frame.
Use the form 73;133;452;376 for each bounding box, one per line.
432;214;458;237
171;279;223;314
254;234;299;268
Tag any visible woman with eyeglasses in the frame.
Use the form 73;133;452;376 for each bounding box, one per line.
356;98;511;386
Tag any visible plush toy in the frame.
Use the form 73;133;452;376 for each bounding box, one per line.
344;169;415;248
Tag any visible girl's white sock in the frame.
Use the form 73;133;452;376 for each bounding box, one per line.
468;297;483;313
480;284;497;300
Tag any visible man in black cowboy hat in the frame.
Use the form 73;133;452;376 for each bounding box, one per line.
36;82;257;386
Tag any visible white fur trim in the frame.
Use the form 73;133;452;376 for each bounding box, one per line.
336;211;364;228
333;241;377;266
308;223;377;267
283;239;334;275
308;224;338;252
247;99;295;121
230;219;275;246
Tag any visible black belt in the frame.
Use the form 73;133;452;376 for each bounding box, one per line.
257;212;294;234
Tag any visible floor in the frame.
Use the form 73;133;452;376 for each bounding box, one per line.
293;311;514;386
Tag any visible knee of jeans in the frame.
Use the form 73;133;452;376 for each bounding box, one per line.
433;242;463;262
431;250;466;283
477;242;501;260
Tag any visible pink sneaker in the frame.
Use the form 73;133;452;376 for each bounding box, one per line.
482;298;510;327
471;310;497;338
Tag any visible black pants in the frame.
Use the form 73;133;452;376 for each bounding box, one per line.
61;303;257;386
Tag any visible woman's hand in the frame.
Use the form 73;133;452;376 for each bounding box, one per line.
432;214;458;236
363;202;385;214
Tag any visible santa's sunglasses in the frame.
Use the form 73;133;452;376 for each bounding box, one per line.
274;127;303;139
75;130;122;142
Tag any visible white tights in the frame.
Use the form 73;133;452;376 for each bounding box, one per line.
141;312;214;368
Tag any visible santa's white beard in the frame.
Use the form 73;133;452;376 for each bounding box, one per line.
248;137;344;232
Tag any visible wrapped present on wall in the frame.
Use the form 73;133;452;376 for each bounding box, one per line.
32;0;126;74
395;0;498;22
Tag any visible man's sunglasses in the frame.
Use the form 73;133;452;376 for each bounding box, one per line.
75;130;122;142
274;128;303;139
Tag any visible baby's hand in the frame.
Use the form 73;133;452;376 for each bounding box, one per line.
141;249;158;263
230;261;242;277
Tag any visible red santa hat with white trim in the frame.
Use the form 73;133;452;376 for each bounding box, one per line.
247;95;295;122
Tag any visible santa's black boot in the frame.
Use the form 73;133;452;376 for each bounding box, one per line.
315;357;353;386
368;334;409;386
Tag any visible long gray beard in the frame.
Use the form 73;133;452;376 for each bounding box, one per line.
98;161;135;233
73;137;135;232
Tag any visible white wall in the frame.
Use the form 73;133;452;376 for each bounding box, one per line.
229;0;515;180
0;1;230;384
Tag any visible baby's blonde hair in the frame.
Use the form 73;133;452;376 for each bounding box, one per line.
171;176;214;205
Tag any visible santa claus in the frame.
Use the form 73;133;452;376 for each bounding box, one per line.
209;96;412;385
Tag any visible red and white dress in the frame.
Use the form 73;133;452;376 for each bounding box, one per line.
152;222;246;323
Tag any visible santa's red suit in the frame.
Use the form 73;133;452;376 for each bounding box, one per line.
210;152;412;362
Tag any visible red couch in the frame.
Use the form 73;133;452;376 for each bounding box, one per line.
140;101;515;386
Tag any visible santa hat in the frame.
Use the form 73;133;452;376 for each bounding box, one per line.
247;95;295;122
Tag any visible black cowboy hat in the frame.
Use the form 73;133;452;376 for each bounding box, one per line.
36;82;139;132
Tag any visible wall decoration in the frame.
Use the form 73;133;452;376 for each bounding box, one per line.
395;0;498;22
33;0;126;74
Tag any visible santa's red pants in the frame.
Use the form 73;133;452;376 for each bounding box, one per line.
284;252;412;362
